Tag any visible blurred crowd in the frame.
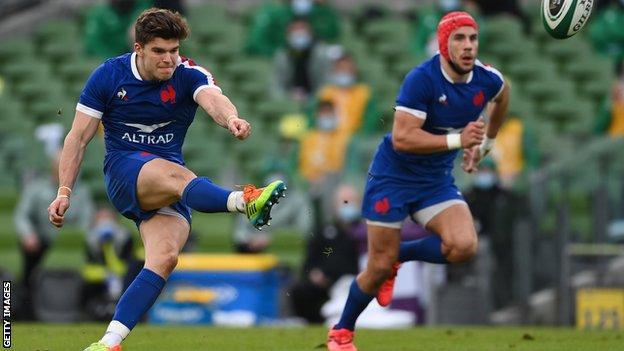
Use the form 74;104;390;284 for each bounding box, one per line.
3;0;624;325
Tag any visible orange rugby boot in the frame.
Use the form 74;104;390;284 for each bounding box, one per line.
376;262;401;307
327;328;357;351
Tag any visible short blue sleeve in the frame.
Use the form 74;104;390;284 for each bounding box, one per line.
395;67;433;119
476;62;505;101
179;58;221;101
77;62;111;119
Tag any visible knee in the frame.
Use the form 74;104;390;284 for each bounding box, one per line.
166;169;196;196
446;236;478;263
148;250;179;276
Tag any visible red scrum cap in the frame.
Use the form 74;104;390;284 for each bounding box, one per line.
437;11;478;61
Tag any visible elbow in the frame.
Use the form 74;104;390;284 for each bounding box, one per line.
391;134;408;152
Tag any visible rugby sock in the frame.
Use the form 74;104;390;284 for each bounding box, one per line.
398;235;448;264
226;191;245;213
181;177;230;213
110;268;165;337
334;279;374;331
100;321;129;347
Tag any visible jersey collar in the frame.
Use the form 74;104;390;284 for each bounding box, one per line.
130;52;142;81
439;58;473;84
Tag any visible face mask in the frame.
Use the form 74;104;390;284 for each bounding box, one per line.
338;204;360;222
473;172;497;189
288;31;312;50
439;0;460;12
317;116;338;130
292;0;313;15
332;72;356;87
93;220;118;241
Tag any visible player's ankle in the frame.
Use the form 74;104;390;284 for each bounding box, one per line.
226;191;245;213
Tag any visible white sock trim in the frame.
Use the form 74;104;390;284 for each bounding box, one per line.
227;191;244;213
101;320;131;346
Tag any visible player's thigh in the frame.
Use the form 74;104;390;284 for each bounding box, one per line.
425;203;477;249
139;214;190;271
366;224;402;267
137;158;197;211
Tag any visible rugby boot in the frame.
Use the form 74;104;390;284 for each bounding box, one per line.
327;328;357;351
82;342;122;351
376;262;401;307
243;180;287;230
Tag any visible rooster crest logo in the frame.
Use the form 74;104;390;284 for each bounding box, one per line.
438;94;448;105
374;198;391;215
117;87;128;101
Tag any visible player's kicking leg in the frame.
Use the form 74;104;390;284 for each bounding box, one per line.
375;203;478;307
327;224;401;351
136;158;286;230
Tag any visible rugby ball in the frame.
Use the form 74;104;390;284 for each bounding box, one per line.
541;0;594;39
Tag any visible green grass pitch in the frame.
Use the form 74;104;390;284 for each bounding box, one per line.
9;324;624;350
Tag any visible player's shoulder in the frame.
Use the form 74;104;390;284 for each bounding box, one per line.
473;59;504;82
403;55;437;86
103;53;131;70
92;53;131;78
176;56;213;76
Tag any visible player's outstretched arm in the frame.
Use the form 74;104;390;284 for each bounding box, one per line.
195;88;251;140
48;111;100;228
391;110;484;154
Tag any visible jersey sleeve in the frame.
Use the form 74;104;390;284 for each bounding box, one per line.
480;63;505;102
77;62;111;119
395;68;433;120
179;58;222;102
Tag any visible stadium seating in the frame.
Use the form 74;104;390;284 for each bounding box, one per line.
0;3;615;208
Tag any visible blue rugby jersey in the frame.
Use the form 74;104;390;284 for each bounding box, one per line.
370;54;504;182
77;52;220;166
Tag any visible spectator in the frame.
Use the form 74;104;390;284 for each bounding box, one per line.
246;0;341;57
84;0;151;59
490;112;540;188
464;158;523;309
589;0;624;63
299;100;350;187
82;206;137;321
272;18;334;100
595;60;624;137
315;54;379;136
289;184;360;323
13;151;94;318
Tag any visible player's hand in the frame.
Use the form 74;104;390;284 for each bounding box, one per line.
461;146;480;173
460;120;485;149
462;145;488;173
48;196;70;228
227;117;251;140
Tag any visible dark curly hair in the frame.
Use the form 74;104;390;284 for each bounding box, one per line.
134;8;189;46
